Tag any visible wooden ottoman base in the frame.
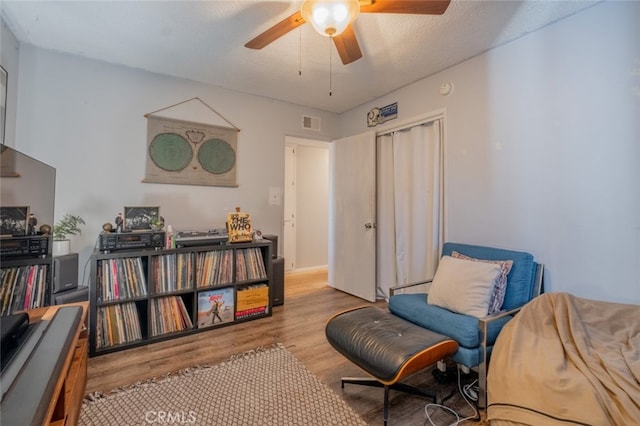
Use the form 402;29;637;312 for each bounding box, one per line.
326;306;458;425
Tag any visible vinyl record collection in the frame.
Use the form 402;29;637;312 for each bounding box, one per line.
235;247;267;281
96;257;147;302
236;283;269;320
195;249;233;288
197;287;235;328
150;253;193;293
95;302;143;349
89;241;272;356
0;264;49;314
150;295;193;337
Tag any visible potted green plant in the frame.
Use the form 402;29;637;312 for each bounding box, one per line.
53;214;85;256
151;216;165;231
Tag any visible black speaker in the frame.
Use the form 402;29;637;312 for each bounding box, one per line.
53;253;79;294
53;287;88;305
263;234;278;258
271;257;284;306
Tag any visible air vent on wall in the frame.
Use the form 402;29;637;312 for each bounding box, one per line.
302;115;321;131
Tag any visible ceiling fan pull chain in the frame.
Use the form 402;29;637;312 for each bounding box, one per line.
329;37;333;96
299;27;302;76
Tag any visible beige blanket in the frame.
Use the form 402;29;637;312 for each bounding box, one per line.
487;292;640;425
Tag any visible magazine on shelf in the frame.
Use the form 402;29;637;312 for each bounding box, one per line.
197;287;234;328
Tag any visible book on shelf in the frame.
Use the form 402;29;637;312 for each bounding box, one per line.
197;287;234;328
226;209;252;243
235;283;269;320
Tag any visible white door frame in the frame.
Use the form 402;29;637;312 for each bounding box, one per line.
283;144;296;271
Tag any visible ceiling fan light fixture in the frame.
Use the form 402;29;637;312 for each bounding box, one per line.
301;0;360;37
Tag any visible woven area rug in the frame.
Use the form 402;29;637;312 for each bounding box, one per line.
80;343;366;426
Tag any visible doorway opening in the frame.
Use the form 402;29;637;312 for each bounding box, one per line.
283;136;330;272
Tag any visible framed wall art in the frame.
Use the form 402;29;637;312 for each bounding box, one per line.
143;97;240;188
0;206;29;237
144;116;238;187
124;206;160;231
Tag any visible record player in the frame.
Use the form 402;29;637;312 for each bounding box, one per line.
175;228;229;248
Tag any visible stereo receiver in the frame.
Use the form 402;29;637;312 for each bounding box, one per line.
99;231;165;252
0;235;50;258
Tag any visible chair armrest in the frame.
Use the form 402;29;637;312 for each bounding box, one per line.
479;306;521;325
389;280;432;296
478;306;521;354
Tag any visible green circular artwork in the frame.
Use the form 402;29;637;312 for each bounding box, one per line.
149;133;193;171
198;139;236;175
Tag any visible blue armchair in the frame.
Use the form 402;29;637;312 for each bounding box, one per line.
388;242;544;408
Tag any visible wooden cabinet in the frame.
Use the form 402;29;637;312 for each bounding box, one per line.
45;302;88;425
1;302;89;425
89;241;272;356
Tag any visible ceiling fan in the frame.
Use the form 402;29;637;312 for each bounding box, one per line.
245;0;451;65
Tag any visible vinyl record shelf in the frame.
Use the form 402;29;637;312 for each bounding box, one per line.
88;240;272;356
0;255;53;316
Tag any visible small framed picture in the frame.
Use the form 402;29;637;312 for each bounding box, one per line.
124;206;160;231
0;206;29;237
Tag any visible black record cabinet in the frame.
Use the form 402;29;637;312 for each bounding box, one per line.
88;240;272;356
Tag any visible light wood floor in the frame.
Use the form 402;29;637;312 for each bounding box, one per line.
86;269;483;425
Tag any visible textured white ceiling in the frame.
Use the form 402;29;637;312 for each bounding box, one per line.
1;0;601;113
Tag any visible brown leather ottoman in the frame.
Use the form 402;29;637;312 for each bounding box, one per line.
326;305;458;425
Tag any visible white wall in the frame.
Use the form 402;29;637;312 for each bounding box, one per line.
11;46;339;283
340;1;640;304
1;17;19;147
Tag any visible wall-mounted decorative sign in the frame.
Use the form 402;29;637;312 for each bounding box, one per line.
143;97;240;187
367;102;398;127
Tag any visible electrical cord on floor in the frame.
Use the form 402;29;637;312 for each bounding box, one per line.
462;379;479;403
423;365;480;425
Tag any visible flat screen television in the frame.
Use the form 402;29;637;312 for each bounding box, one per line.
0;144;56;238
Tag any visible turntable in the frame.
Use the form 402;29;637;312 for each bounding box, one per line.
175;228;229;247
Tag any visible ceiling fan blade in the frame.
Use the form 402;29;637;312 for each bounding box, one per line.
360;0;451;15
333;25;363;65
245;11;305;49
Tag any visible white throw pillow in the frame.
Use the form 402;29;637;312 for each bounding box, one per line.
428;255;502;318
450;251;513;314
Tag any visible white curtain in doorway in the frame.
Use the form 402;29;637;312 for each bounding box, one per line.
376;120;444;299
